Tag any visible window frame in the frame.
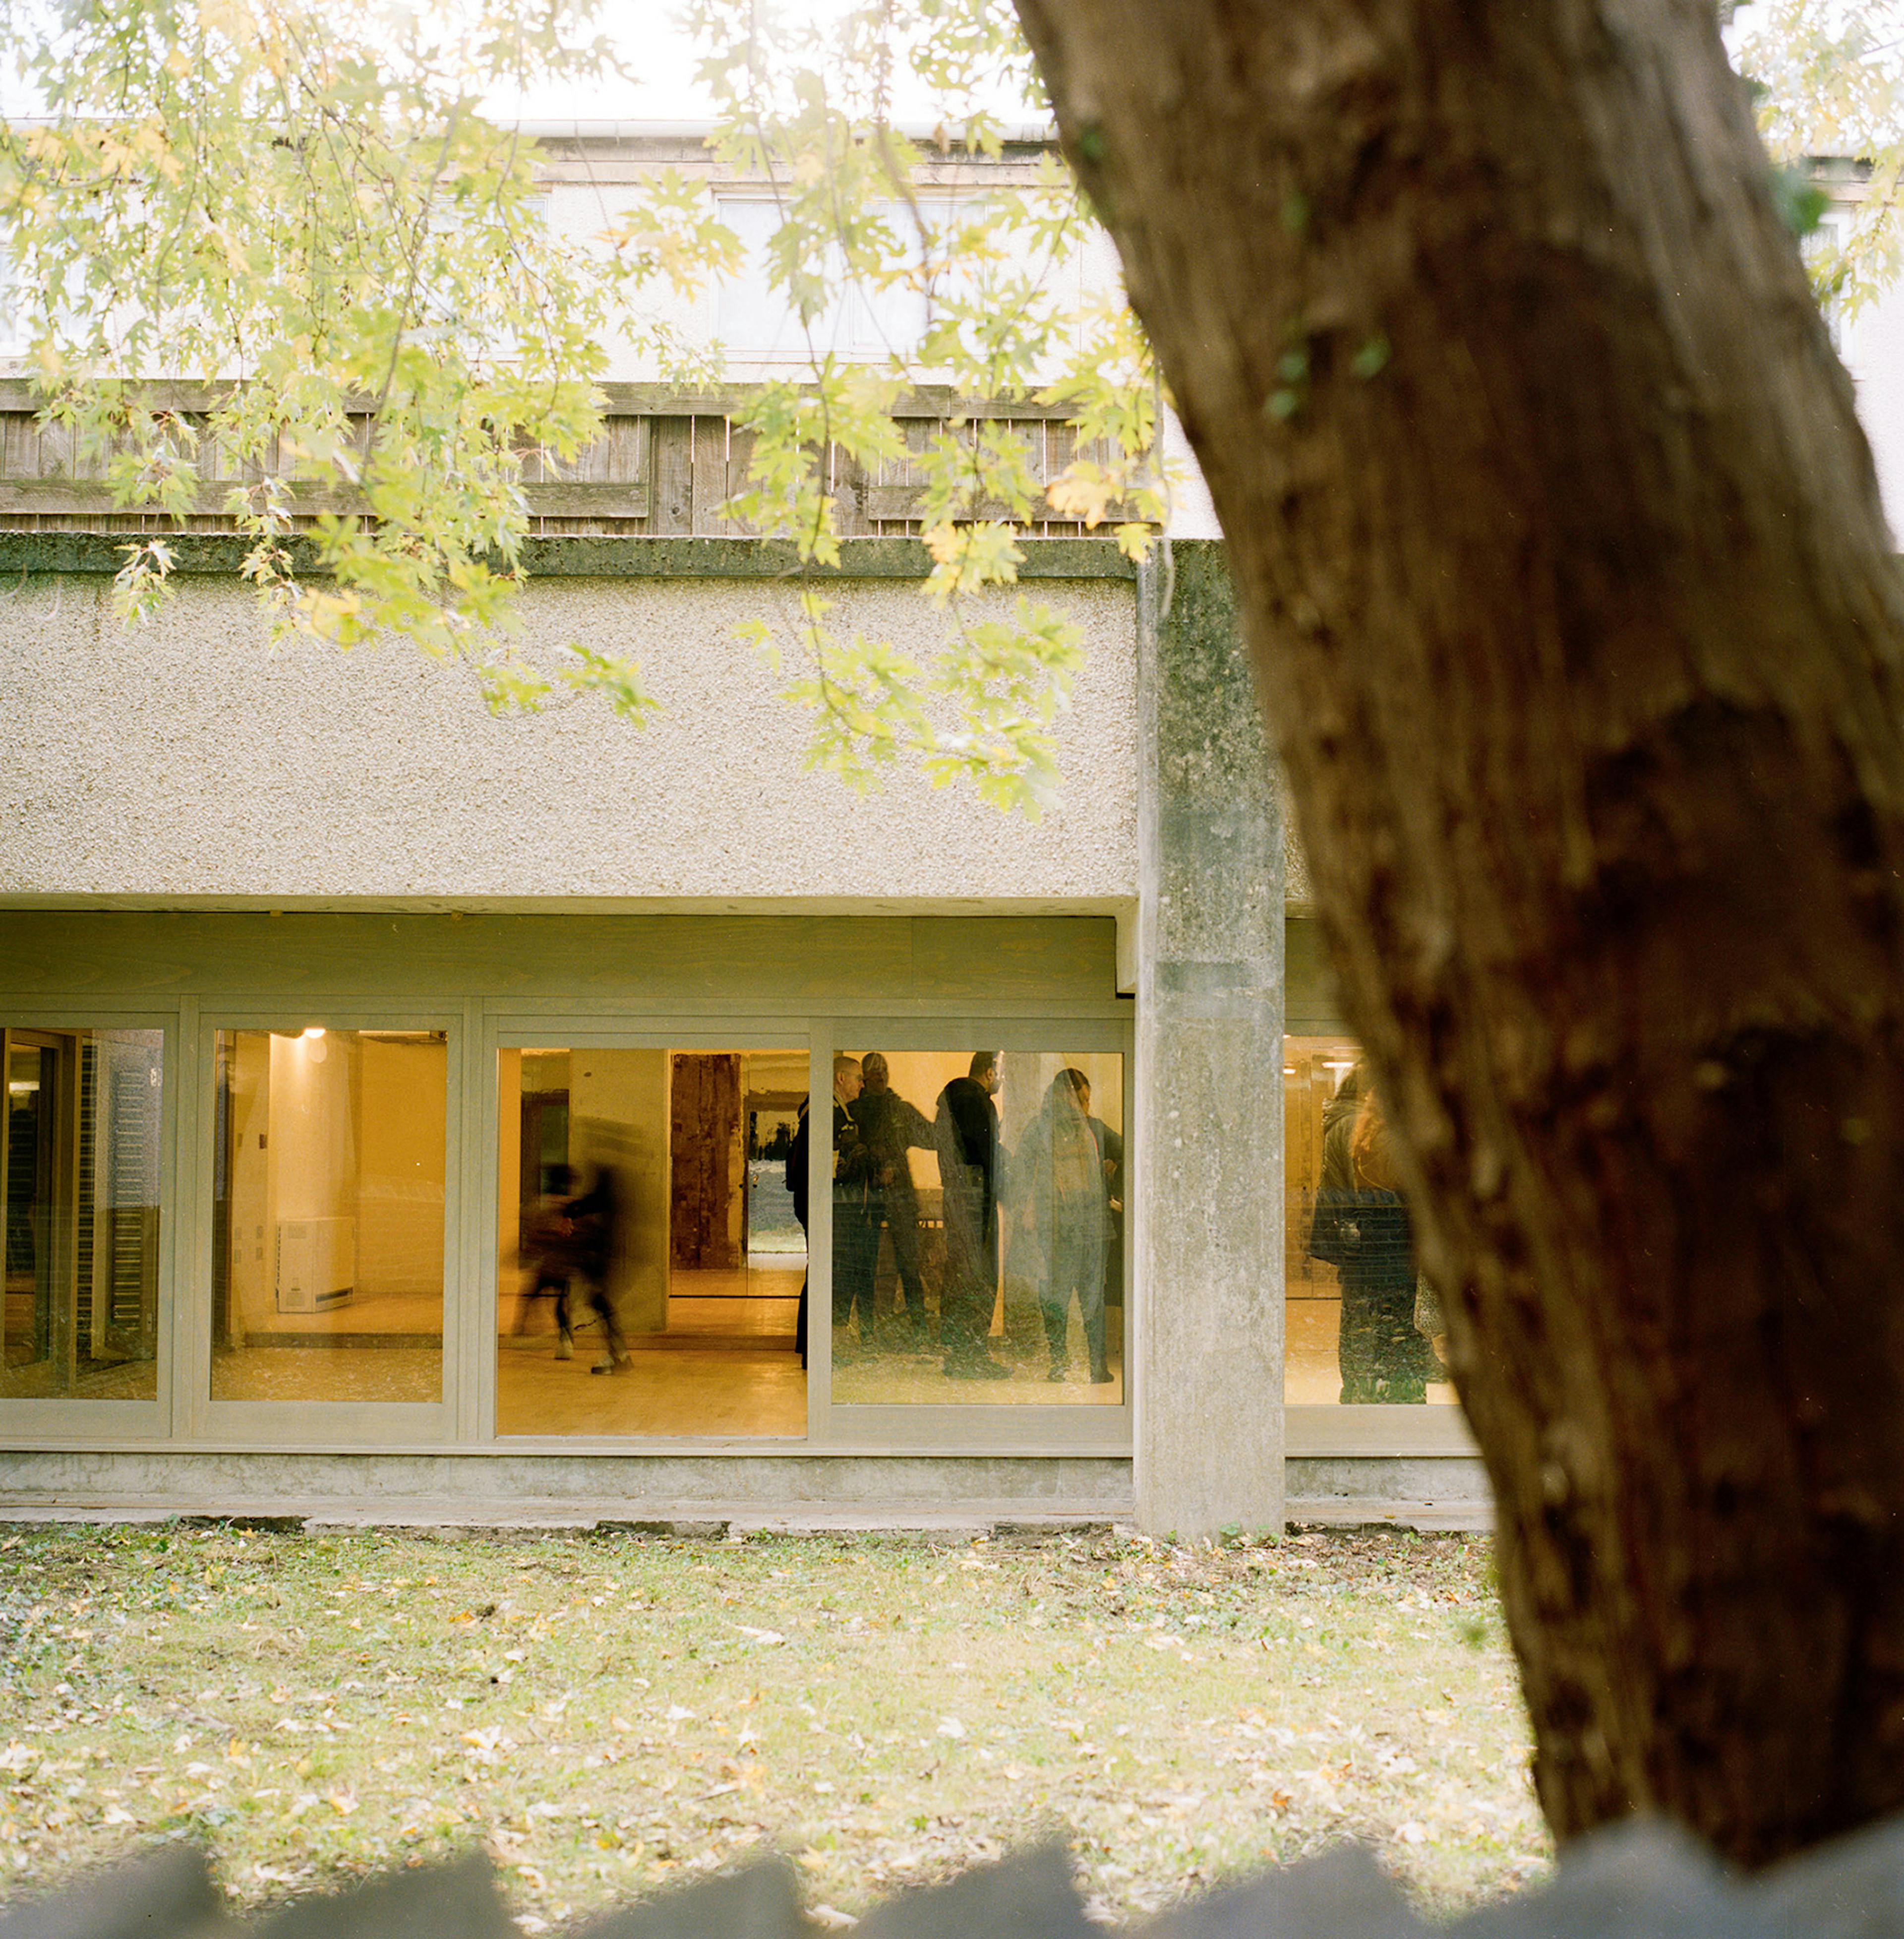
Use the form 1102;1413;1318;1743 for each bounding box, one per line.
0;944;1134;1461
0;1008;176;1441
189;1008;462;1449
811;1017;1133;1456
481;1016;818;1453
1283;917;1477;1460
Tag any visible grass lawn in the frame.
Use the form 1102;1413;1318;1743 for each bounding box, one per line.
0;1524;1549;1928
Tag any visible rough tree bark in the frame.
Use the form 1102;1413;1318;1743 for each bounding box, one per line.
1014;0;1904;1867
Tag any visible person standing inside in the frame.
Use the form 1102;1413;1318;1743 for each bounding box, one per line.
1018;1068;1121;1384
788;1099;811;1370
519;1162;580;1358
933;1051;1011;1380
565;1163;629;1376
1317;1075;1434;1404
850;1052;936;1340
830;1055;877;1350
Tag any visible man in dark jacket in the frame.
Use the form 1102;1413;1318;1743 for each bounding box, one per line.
831;1055;878;1348
788;1100;811;1368
564;1164;628;1375
933;1051;1011;1379
850;1052;936;1337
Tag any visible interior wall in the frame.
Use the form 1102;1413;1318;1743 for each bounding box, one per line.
356;1037;447;1297
271;1031;359;1229
837;1050;1125;1192
996;1052;1125;1151
225;1032;274;1338
844;1051;962;1191
497;1048;523;1303
569;1049;671;1333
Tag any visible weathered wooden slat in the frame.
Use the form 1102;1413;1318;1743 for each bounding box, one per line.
649;416;694;533
0;478;652;518
690;415;730;536
606;414;651;485
724;424;757;535
0;376;1092;419
862;483;1134;524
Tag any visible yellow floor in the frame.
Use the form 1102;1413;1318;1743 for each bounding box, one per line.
213;1283;448;1401
496;1336;805;1437
236;1288;443;1340
211;1344;442;1403
1284;1295;1459;1405
0;1355;158;1402
496;1264;807;1437
828;1297;1125;1406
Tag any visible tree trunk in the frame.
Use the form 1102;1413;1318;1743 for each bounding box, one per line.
1014;0;1904;1866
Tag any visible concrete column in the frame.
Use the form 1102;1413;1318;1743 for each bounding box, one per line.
1134;541;1285;1537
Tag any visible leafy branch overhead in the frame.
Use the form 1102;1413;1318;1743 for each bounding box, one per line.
0;0;1170;813
1735;0;1904;315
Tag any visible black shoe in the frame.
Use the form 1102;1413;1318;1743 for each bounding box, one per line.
1089;1365;1114;1385
1045;1362;1069;1383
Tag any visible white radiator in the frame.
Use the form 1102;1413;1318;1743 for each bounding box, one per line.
276;1216;356;1313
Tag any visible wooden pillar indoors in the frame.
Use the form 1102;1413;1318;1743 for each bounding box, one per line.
669;1053;743;1272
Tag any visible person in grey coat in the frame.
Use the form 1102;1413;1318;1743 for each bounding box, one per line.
1016;1068;1121;1384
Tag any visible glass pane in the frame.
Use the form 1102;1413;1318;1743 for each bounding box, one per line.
2;1028;163;1400
496;1048;807;1438
1284;1036;1456;1405
212;1029;446;1404
832;1050;1125;1405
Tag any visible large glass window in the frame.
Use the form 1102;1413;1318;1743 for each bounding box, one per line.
1284;1036;1456;1406
2;1027;163;1400
496;1048;808;1438
832;1049;1125;1405
212;1030;447;1404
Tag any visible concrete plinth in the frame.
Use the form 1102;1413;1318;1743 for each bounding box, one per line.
0;1450;1134;1529
1134;543;1285;1538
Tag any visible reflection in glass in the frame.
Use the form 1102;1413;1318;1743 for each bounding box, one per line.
496;1048;807;1438
2;1028;162;1400
1284;1037;1455;1405
832;1050;1125;1405
212;1030;446;1404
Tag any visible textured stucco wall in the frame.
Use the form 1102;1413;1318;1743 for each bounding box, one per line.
0;569;1137;907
